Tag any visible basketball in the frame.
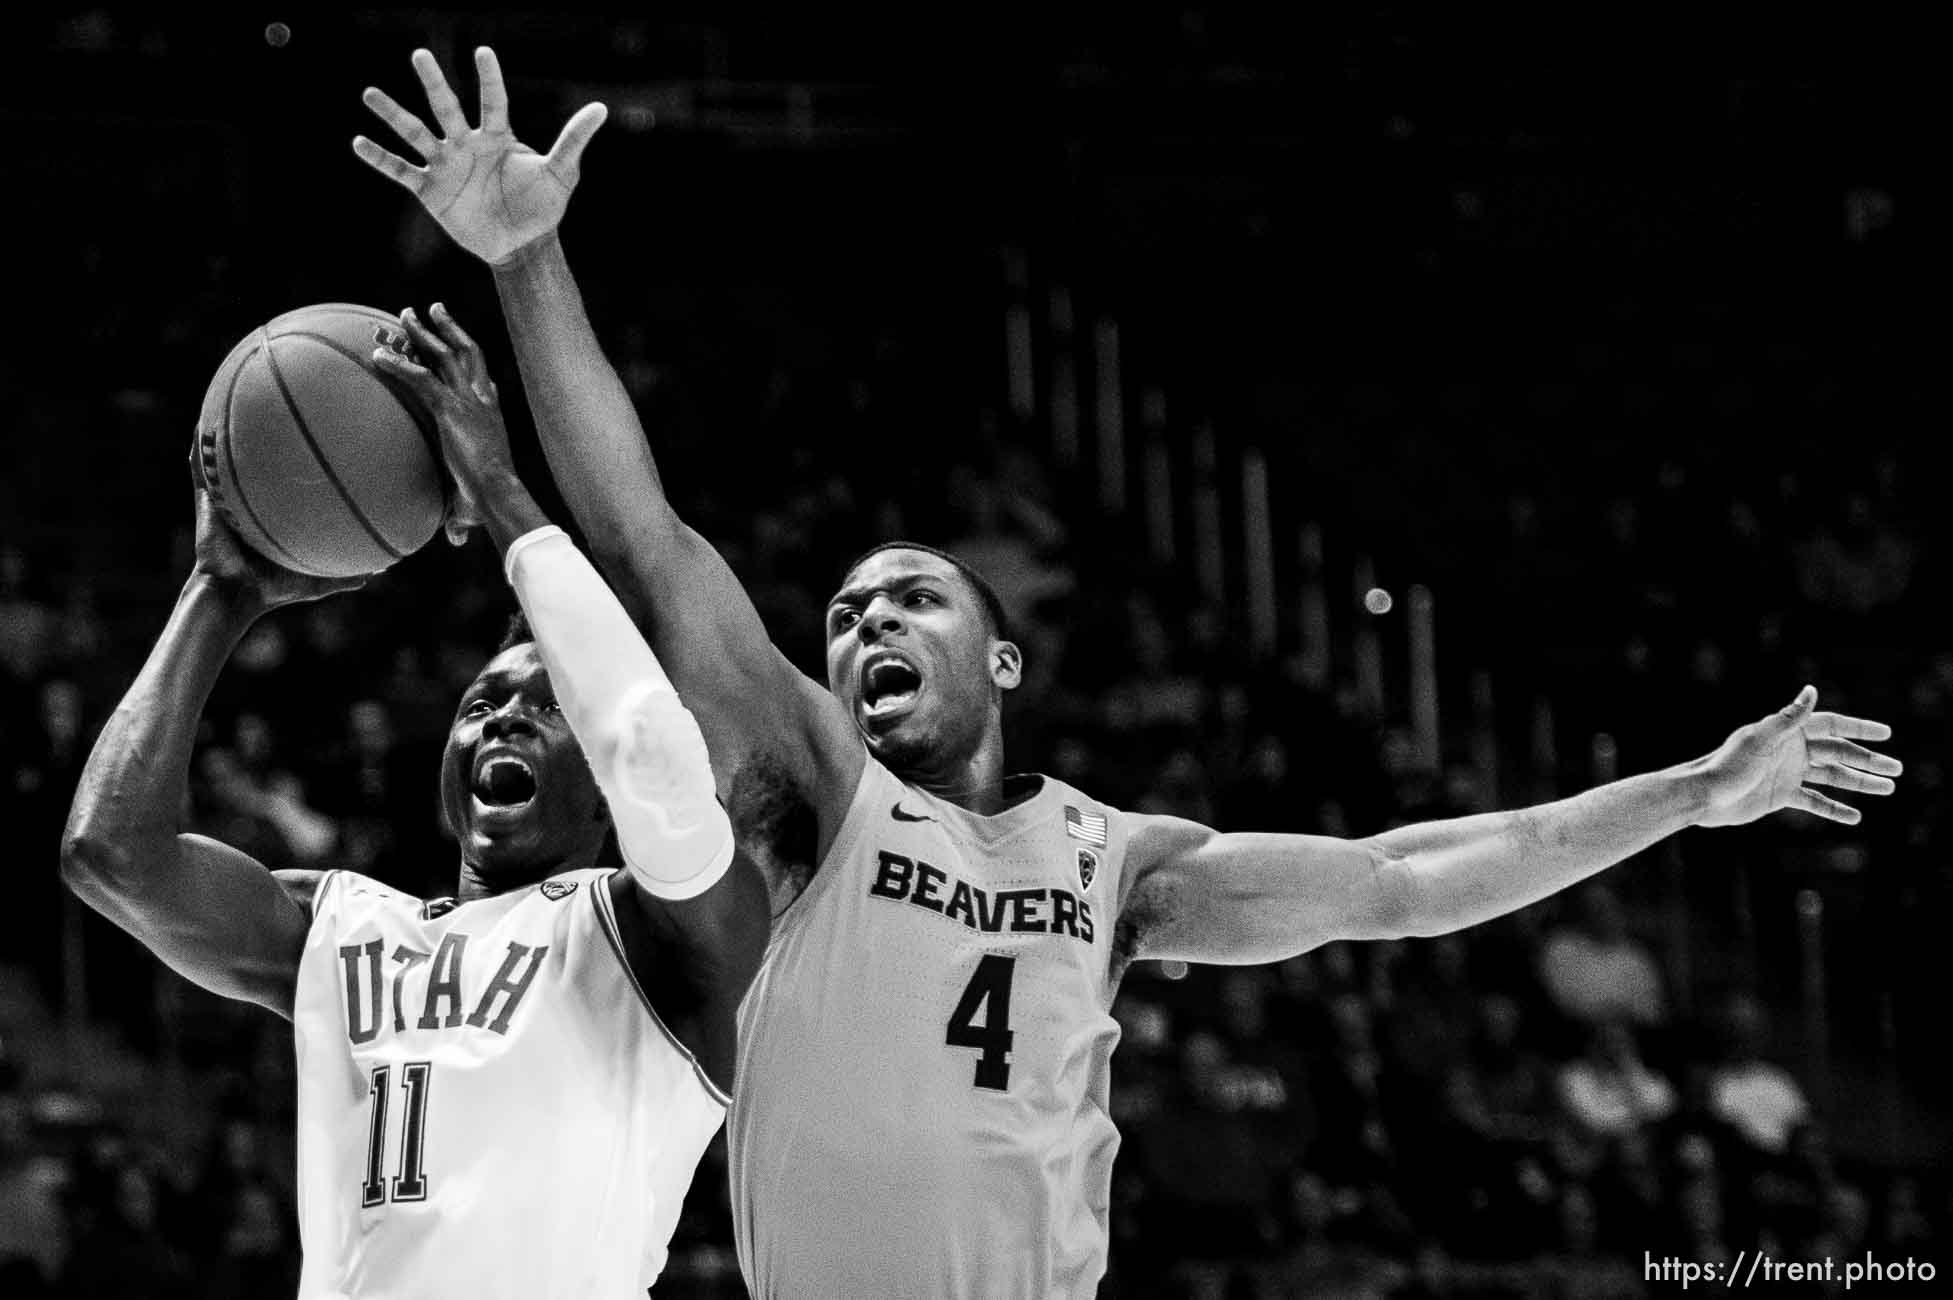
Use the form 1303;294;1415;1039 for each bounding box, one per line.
195;302;446;578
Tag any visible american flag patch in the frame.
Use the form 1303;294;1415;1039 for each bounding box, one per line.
1064;805;1107;847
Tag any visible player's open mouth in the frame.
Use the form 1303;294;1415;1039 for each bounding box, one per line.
860;651;923;723
470;753;539;819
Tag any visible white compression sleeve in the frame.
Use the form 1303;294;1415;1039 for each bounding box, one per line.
503;526;734;900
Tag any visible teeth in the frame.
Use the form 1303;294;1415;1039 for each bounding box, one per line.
475;754;538;806
864;687;918;718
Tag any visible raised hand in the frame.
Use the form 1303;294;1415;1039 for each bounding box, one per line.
370;303;519;547
1694;686;1902;828
188;450;366;610
353;47;608;266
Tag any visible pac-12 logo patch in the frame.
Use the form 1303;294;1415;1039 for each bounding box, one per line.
540;880;579;902
1077;847;1100;892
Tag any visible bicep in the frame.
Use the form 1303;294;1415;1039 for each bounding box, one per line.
1124;816;1421;966
594;520;862;824
71;835;315;1019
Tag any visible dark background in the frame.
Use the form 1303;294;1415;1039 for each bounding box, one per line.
0;7;1939;1297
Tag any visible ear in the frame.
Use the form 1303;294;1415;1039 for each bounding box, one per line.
990;639;1022;691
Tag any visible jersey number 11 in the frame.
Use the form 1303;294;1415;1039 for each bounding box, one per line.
362;1061;433;1207
946;954;1016;1090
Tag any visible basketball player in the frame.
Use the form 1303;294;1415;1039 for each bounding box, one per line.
353;49;1905;1297
60;304;768;1297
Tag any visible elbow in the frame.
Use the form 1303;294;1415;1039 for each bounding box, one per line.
1359;841;1435;941
59;822;130;907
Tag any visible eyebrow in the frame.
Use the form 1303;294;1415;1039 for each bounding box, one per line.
827;572;954;616
462;674;513;700
465;666;550;698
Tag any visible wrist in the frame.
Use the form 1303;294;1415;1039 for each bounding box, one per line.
1667;756;1716;829
490;230;564;277
472;468;552;556
451;455;522;506
185;567;274;626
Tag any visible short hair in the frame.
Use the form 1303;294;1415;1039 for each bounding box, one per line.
496;609;533;652
837;541;1012;641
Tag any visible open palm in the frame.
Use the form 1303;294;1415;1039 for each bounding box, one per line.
353;47;607;266
1694;686;1900;828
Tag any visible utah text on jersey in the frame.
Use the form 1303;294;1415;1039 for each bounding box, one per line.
337;929;550;1041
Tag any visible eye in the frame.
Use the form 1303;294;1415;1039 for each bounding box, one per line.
464;699;494;718
542;700;564;716
831;608;860;633
905;590;938;607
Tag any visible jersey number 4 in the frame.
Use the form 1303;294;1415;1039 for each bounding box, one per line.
946;954;1016;1090
362;1061;433;1207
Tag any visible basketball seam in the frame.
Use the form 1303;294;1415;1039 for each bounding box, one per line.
278;328;446;478
261;333;407;561
218;341;317;574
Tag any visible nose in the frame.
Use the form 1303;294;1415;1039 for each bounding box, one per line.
483;699;538;741
855;595;905;643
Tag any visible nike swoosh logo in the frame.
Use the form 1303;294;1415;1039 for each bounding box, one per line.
891;802;935;823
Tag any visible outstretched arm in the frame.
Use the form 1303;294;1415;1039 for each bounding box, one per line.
1125;688;1901;966
377;306;768;1088
354;49;863;899
60;475;363;1018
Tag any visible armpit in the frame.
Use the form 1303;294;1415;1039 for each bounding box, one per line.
1109;872;1177;985
725;750;818;911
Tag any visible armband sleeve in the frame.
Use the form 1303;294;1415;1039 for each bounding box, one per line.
503;526;734;899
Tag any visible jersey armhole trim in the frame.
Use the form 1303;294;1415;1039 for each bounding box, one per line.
589;877;733;1109
302;869;339;930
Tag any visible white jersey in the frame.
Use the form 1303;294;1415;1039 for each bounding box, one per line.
292;868;726;1299
731;758;1131;1298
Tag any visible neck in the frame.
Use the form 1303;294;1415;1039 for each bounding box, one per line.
453;843;601;902
900;726;1014;814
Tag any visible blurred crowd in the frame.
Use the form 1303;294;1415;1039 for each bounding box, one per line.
3;396;1948;1296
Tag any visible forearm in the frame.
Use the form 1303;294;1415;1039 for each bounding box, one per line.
1371;762;1711;935
493;234;679;554
62;576;260;894
504;528;733;898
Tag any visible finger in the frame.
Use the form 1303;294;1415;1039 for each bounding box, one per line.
1807;763;1897;797
1807;737;1904;777
1806;711;1893;744
361;86;440;159
1769;685;1818;732
397;308;456;374
351;136;424;192
475;47;510;134
545;102;609;180
411;48;472;138
369;345;438;398
427;301;481;358
428;303;494;395
443;499;482;547
1791;787;1861;824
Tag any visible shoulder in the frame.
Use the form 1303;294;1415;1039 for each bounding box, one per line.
273;868;332;922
